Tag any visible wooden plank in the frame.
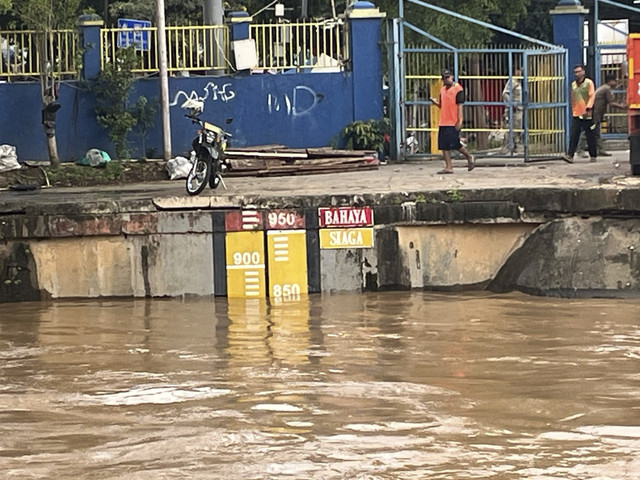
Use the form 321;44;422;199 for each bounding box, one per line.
306;148;377;157
225;150;309;159
227;144;287;152
229;158;268;170
256;164;379;177
293;157;378;166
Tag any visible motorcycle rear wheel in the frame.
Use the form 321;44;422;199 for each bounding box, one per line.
186;157;211;196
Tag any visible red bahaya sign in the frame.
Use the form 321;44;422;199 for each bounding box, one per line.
318;206;374;228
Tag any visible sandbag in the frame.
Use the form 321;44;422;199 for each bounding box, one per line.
0;144;20;173
77;149;111;167
166;154;194;180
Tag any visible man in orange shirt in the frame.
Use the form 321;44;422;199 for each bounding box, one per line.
564;64;597;163
431;69;475;174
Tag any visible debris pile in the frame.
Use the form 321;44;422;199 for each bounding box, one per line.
224;146;380;177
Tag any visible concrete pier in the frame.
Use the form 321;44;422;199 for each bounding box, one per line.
1;152;639;302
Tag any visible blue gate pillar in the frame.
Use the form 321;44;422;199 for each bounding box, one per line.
550;0;588;72
227;11;251;41
77;14;104;80
347;1;386;121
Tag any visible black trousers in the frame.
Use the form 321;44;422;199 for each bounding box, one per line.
568;116;597;158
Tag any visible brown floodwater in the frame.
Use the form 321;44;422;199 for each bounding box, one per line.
1;292;639;479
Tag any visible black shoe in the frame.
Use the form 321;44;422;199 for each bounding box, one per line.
598;152;612;157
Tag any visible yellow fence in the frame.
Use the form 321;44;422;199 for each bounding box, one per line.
101;25;230;74
2;22;347;79
0;29;78;79
250;20;347;72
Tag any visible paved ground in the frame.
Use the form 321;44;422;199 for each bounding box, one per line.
1;151;639;210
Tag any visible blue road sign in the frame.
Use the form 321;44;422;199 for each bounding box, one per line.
117;18;151;51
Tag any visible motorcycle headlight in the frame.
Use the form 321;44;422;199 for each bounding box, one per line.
205;131;216;143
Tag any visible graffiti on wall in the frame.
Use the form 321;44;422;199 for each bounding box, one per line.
169;82;236;107
267;85;324;116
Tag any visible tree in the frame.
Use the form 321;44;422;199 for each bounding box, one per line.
89;46;154;160
376;0;531;46
107;0;202;25
5;0;81;168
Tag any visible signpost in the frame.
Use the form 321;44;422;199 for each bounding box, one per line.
225;210;266;298
318;206;374;249
266;209;308;298
117;18;151;51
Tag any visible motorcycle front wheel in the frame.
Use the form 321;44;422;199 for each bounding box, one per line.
186;156;211;196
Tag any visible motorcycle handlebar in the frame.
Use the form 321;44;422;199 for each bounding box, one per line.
185;114;232;137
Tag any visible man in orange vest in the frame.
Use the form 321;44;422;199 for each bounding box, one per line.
563;64;597;163
431;69;475;174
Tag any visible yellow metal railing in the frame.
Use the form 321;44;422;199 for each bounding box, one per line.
0;29;78;79
101;25;230;74
250;20;347;71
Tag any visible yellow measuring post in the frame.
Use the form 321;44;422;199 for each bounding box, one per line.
267;230;308;298
225;231;267;298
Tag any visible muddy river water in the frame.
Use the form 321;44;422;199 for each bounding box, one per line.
1;292;639;479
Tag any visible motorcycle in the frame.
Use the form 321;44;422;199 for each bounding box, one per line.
181;99;232;196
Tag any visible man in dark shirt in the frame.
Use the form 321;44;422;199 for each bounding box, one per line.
577;74;627;156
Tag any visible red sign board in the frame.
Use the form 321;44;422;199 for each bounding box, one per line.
265;209;306;230
629;34;640;109
225;210;264;232
318;206;374;228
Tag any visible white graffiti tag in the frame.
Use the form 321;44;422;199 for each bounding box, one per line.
169;82;236;107
267;86;324;116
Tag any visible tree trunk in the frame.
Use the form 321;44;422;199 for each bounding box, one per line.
39;31;60;169
46;131;60;168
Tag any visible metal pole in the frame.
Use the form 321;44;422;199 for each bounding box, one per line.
203;0;224;75
156;0;172;160
594;0;600;85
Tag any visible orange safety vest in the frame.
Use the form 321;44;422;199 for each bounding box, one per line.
439;83;463;127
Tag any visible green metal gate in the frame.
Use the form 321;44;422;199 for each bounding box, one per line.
390;0;570;163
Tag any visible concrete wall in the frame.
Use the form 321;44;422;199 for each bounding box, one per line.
0;73;359;162
2;210;639;302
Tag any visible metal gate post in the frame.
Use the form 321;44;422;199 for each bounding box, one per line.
388;18;405;161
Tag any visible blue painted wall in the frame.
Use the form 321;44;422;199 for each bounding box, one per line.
0;3;384;162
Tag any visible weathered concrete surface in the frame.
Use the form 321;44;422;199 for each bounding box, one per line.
25;234;215;300
1;152;640;301
392;224;535;289
490;218;640;297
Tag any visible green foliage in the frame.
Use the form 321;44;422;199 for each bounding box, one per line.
0;0;11;15
11;0;80;29
339;118;390;151
131;96;159;160
107;0;202;25
447;189;464;202
88;46;152;160
385;0;530;46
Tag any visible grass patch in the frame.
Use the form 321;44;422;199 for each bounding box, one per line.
44;161;126;186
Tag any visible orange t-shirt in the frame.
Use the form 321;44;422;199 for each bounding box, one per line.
571;78;595;117
439;83;464;126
